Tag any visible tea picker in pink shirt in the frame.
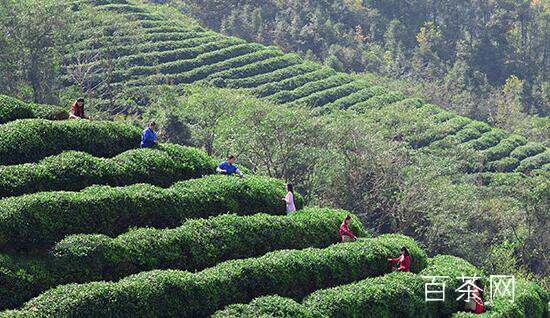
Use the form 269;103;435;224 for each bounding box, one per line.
282;183;296;214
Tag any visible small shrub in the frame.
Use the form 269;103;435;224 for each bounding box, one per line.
0;95;67;124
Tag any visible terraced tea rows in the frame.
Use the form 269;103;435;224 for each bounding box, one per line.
214;255;547;318
59;0;548;176
0;96;546;317
0;144;215;198
3;235;426;317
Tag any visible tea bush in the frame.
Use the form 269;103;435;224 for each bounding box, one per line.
0;119;140;165
52;208;366;281
0;175;296;250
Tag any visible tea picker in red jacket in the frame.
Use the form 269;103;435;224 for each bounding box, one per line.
339;215;356;242
388;246;411;272
69;98;90;120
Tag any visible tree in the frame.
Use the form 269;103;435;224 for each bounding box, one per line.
181;86;239;156
0;0;73;103
491;75;525;131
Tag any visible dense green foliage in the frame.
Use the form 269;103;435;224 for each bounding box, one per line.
212;255;482;318
213;254;548;318
305;272;431;318
0;175;296;250
0;254;51;311
173;0;549;140
301;255;478;317
453;279;549;318
52;208;365;281
0;208;359;310
166;87;549;278
419;255;484;316
0;95;67;123
4;0;541;178
212;296;318;318
0;1;546;315
5;234;426;317
0;143;215;198
0;118;140;165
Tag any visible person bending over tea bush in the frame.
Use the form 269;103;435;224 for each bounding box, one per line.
141;121;158;148
69;98;89;120
339;215;356;242
217;155;245;178
388;246;411;272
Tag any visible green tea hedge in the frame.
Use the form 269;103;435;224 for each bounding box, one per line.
452;279;548;318
216;254;480;318
138;48;282;86
0;175;296;250
326;85;389;110
510;142;546;161
0;254;52;311
208;54;301;82
253;68;336;97
464;129;508;151
409;116;472;148
11;234;426;317
302;272;431;318
52;208;366;282
266;73;352;104
225;62;318;89
0;208;359;310
515;150;550;173
0;95;67;124
111;38;242;67
351;91;405;111
300;254;478;318
212;296;319;318
0;119;140;165
287;80;370;108
418;255;482;316
486;157;520;172
483;135;528;162
0;144;215;198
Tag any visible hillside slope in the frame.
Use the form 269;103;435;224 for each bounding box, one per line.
59;0;548;177
0;98;547;317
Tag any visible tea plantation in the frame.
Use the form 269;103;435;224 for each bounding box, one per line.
0;99;547;317
0;0;547;316
56;0;549;179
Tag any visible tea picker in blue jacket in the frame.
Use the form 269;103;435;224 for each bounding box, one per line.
140;121;157;148
217;155;244;178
